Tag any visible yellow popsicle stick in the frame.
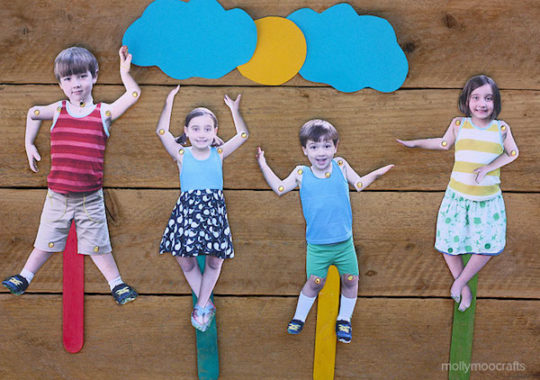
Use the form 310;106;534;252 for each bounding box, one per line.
313;265;340;380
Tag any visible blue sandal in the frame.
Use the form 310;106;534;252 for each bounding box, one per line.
191;302;217;332
191;305;207;331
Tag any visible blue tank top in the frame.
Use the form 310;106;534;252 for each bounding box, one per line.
179;147;223;192
299;160;353;245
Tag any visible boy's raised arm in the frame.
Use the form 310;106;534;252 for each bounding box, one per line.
256;147;299;196
104;46;141;122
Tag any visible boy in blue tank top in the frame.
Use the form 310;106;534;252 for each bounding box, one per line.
257;119;393;343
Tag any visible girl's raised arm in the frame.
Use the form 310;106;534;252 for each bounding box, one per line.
396;117;461;150
256;147;300;196
220;94;249;158
338;157;394;191
156;85;183;161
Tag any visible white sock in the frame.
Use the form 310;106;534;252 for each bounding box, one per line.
20;269;35;284
108;276;124;291
337;295;357;322
292;292;317;322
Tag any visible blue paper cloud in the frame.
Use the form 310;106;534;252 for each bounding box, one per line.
122;0;257;80
288;3;408;93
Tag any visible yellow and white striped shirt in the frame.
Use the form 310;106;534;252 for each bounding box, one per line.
449;118;504;200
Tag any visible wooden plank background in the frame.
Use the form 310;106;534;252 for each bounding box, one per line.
1;0;538;379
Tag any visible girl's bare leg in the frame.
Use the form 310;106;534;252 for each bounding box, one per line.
443;254;473;311
176;256;202;297
197;256;224;324
450;254;491;311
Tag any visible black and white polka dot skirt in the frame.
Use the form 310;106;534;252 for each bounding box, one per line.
159;189;234;259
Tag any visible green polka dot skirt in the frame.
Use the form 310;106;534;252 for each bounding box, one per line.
435;187;506;256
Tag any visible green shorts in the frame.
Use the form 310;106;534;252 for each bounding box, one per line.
306;237;359;278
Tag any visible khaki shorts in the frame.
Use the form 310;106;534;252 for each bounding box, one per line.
34;189;112;255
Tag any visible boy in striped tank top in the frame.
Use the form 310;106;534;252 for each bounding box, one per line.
257;120;393;343
2;46;141;305
397;75;519;311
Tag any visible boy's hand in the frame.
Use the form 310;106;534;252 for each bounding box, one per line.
256;146;266;165
378;164;395;176
396;139;415;148
26;144;41;172
119;46;132;73
224;94;241;112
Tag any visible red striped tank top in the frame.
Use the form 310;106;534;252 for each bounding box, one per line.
47;101;108;193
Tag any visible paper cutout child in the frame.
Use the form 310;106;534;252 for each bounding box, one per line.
256;120;393;343
2;46;140;305
397;75;519;311
156;85;249;331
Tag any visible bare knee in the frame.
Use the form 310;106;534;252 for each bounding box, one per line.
306;275;326;293
176;257;197;272
206;256;224;271
341;274;358;289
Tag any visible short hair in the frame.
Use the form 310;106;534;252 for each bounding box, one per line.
299;119;339;147
176;107;218;145
54;47;99;82
458;75;501;120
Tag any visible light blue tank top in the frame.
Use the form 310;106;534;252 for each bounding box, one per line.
179;147;223;192
299;160;353;245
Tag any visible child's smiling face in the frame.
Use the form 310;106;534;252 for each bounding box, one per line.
58;70;97;105
468;83;494;122
302;138;337;172
184;114;217;150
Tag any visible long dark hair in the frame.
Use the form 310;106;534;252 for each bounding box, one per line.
175;107;218;145
458;75;501;120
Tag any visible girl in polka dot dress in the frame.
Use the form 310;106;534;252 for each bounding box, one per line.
156;85;249;330
397;75;519;311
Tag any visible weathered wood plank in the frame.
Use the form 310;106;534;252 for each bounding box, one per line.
1;86;538;191
0;296;537;379
1;1;539;89
1;190;538;298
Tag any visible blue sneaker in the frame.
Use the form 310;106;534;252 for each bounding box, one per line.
336;320;352;343
2;275;29;295
287;319;304;335
111;283;138;305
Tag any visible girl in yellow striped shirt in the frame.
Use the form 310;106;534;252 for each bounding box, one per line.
397;75;519;311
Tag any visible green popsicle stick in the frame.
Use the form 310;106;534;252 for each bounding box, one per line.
449;255;478;380
192;255;219;380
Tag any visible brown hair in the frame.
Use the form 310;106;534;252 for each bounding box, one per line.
299;119;339;147
176;107;218;145
458;75;501;120
54;46;99;82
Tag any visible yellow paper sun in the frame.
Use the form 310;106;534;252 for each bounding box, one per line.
238;17;307;85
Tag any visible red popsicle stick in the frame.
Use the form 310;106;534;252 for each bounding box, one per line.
62;222;84;353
